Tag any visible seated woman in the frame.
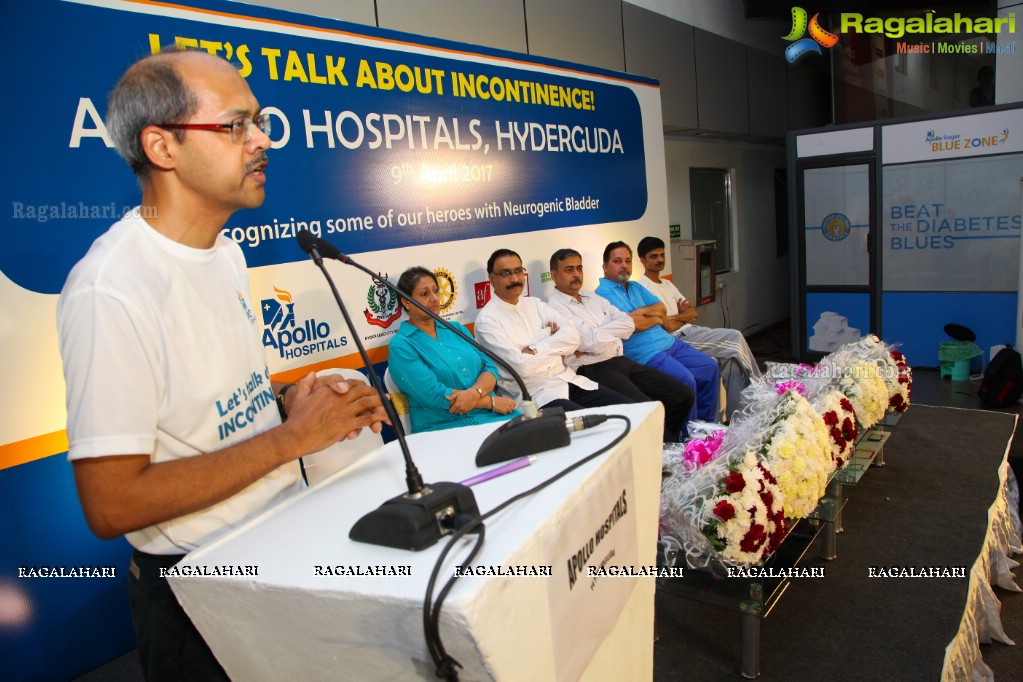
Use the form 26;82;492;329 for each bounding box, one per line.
388;266;518;433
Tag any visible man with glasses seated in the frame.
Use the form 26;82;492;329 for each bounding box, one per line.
57;49;386;681
474;248;634;412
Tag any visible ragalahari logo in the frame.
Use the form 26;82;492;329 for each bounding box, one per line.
783;7;839;63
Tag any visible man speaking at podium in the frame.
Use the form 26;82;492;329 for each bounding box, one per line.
57;50;386;681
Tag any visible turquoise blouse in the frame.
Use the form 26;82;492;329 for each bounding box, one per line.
387;320;518;433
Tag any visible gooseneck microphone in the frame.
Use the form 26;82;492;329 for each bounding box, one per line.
296;231;581;467
297;231;479;551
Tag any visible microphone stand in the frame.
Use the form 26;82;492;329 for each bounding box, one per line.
301;239;480;551
296;230;574;466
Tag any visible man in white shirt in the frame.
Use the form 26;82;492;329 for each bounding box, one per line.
57;50;387;681
546;248;694;439
474;248;633;412
636;236;761;418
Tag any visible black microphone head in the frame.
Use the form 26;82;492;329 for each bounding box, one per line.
297;230;343;261
296;229;318;255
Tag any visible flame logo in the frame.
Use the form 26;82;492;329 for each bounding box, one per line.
273;285;292;303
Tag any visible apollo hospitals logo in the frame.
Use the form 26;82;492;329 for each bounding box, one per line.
782;7;839;63
821;212;851;242
364;278;401;328
261;285;348;359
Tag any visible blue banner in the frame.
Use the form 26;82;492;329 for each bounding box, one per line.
1;0;648;294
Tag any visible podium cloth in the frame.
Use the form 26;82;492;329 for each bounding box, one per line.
168;402;665;681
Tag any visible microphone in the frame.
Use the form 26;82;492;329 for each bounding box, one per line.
296;231;479;551
296;231;581;466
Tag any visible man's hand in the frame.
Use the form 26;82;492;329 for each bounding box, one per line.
285;372;388;449
677;300;698;323
71;372;388;541
662;316;684;333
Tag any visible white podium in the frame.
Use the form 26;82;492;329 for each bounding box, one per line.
168;402;664;681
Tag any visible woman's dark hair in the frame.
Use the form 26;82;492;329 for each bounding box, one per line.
396;267;438;311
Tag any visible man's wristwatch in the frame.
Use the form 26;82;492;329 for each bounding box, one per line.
276;384;295;421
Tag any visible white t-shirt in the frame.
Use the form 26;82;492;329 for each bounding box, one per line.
637;274;693;333
58;212;302;554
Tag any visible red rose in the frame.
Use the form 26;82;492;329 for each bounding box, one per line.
891;350;904;362
835;456;844;468
840;398;854;412
890;394;904;408
724;472;746;493
740;524;767;553
823;411;839;426
898;375;910;384
760;491;774;509
830;426;844;444
713;500;735;521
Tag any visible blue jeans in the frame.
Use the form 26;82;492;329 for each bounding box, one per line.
646;338;720;421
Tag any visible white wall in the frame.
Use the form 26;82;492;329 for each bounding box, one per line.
663;137;789;335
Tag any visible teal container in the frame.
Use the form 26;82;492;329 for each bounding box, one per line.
940;357;971;381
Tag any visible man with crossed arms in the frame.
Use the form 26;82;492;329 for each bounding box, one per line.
636;235;761;418
596;241;720;422
474;248;632;412
546;248;694;440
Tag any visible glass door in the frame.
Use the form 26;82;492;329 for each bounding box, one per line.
797;159;877;358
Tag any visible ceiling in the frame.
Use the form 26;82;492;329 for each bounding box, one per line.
743;0;997;18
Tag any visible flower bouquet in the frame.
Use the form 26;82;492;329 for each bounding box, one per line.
745;388;834;519
663;428;726;476
660;447;787;569
888;349;912;413
848;334;913;414
815;352;890;430
810;390;858;470
660;388;834;569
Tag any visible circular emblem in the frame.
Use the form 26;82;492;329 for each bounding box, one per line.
821;212;850;242
434;268;458;312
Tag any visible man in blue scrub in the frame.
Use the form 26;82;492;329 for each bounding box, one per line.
595;241;720;421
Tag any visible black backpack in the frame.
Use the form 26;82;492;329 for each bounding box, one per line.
978;344;1023;408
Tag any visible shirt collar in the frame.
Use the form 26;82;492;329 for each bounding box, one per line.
549;289;583;305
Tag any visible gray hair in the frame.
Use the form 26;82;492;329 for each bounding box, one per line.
106;51;200;178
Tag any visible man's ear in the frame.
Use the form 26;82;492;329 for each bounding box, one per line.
140;125;178;171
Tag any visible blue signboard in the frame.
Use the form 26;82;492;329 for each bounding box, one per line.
1;0;648;294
